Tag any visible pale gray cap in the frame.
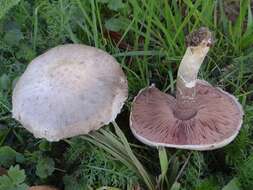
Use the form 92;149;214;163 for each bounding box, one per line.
12;44;128;141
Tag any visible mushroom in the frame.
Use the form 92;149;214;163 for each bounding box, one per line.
12;44;128;141
130;27;243;150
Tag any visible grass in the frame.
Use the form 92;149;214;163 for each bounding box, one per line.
0;0;253;189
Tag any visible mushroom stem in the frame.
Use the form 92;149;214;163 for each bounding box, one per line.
174;27;213;120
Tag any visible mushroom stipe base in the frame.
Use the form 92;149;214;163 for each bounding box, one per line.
130;80;243;151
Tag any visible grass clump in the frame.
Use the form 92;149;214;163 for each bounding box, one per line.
237;154;253;189
63;137;139;189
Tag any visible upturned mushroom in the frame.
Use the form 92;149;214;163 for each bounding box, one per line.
130;27;243;150
12;44;128;141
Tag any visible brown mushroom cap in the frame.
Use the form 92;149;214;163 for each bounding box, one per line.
130;80;243;150
12;44;128;141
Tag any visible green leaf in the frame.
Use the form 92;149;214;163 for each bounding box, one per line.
13;184;29;190
0;0;21;20
159;147;168;178
105;17;130;32
7;165;26;185
36;157;55;179
158;147;169;189
16;43;36;61
0;165;28;190
195;177;219;190
222;178;241;190
38;140;51;151
0;146;17;167
0;175;12;187
0;74;10;91
107;0;125;11
240;1;253;49
4;27;24;46
171;182;181;190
